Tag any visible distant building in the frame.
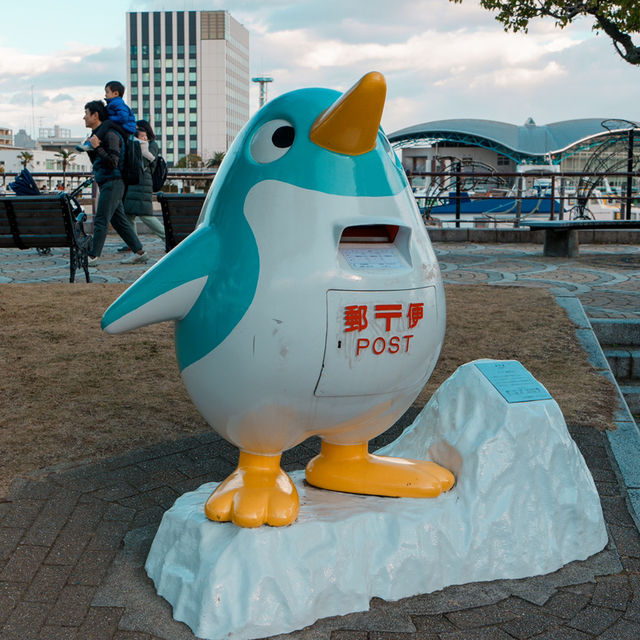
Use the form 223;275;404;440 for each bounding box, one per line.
390;117;640;176
126;9;250;166
0;127;12;148
37;125;84;153
14;129;36;149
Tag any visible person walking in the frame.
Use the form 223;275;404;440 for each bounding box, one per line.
119;120;165;252
82;100;148;266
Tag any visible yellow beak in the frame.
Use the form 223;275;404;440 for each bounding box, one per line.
309;71;386;156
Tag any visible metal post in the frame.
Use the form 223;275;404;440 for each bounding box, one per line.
455;161;461;228
626;129;634;220
515;176;523;228
550;175;555;221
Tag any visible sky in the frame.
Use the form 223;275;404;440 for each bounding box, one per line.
1;0;639;140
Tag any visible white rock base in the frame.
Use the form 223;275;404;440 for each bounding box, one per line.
145;360;607;640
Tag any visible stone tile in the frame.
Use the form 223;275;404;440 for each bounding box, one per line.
39;625;80;640
45;530;92;566
47;584;96;626
131;507;165;529
591;575;630;610
445;604;517;628
500;612;561;639
598;618;640;640
411;613;457;633
529;629;590;640
1;601;52;639
0;527;25;561
86;519;129;551
0;544;49;582
1;500;45;529
600;497;637;528
38;626;78;640
68;548;117;586
112;633;153;640
24;564;72;602
103;503;136;523
0;581;27;625
92;482;139;503
63;502;107;534
144;486;180;510
626;575;640;622
439;629;515;640
76;606;123;640
609;525;640;557
540;590;590;619
369;633;439;640
568;604;622;634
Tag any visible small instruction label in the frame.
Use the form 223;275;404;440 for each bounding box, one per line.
475;361;552;403
341;248;404;270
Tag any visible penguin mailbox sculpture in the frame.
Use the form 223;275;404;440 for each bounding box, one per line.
102;72;454;528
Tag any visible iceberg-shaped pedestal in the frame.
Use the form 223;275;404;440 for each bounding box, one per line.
145;361;607;640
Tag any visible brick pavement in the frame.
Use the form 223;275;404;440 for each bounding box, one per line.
1;238;640;639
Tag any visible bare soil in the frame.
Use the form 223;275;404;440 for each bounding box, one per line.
0;283;616;498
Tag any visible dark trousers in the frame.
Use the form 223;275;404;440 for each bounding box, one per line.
90;179;143;257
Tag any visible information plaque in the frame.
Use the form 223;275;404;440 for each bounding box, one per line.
475;361;552;403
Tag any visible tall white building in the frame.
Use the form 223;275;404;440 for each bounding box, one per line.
126;10;250;166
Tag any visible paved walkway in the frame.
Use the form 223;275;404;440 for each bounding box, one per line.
1;238;640;639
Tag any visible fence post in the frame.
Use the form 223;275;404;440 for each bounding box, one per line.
455;162;461;228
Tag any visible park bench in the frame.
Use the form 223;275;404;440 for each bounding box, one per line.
525;219;640;258
0;194;91;282
157;193;206;252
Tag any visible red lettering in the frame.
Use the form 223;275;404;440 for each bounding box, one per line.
374;304;403;332
372;337;386;355
407;303;424;329
403;335;414;352
388;336;400;354
344;305;368;332
356;338;370;356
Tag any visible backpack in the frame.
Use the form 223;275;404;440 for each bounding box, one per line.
121;134;144;186
151;154;168;192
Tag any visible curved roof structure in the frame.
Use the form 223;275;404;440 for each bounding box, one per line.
388;118;640;165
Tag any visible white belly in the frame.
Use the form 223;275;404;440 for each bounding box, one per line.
180;181;445;454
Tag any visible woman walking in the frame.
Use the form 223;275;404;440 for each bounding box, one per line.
119;120;166;257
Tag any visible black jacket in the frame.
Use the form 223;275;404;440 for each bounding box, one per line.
87;121;124;186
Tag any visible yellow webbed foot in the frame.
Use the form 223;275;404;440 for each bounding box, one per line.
205;451;299;528
305;441;455;498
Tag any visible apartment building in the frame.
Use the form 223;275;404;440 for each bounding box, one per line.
126;10;250;166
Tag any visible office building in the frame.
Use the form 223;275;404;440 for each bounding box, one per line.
126;10;250;166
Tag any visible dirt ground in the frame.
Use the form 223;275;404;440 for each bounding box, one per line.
0;283;617;498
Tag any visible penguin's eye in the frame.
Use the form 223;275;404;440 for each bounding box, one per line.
250;119;295;163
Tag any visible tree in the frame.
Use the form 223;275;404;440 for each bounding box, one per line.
175;153;204;169
206;151;226;168
17;151;34;169
450;0;640;65
54;148;76;190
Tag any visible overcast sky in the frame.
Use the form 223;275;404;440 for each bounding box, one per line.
1;0;639;140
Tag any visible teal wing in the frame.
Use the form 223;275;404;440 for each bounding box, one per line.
102;226;220;334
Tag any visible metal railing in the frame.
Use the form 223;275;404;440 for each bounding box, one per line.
408;170;640;228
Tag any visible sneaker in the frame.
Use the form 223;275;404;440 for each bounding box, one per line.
75;141;93;152
121;251;149;265
87;256;100;267
117;244;131;253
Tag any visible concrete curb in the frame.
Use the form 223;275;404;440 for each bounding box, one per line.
553;288;640;531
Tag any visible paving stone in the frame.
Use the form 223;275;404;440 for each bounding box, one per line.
45;530;92;566
76;606;124;640
540;590;591;619
609;525;640;557
0;581;27;625
0;544;49;582
1;600;52;639
411;613;458;633
439;628;515;640
600;497;637;528
144;486;180;510
131;506;165;529
332;633;376;640
445;604;518;628
528;629;590;640
63;502;107;533
597;618;640;639
47;584;97;626
0;527;25;561
568;604;622;634
625;575;640;621
103;503;136;523
87;519;130;551
369;633;440;640
68;548;117;586
38;625;79;640
92;482;139;503
591;575;630;610
112;633;153;640
1;500;45;529
24;564;72;602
